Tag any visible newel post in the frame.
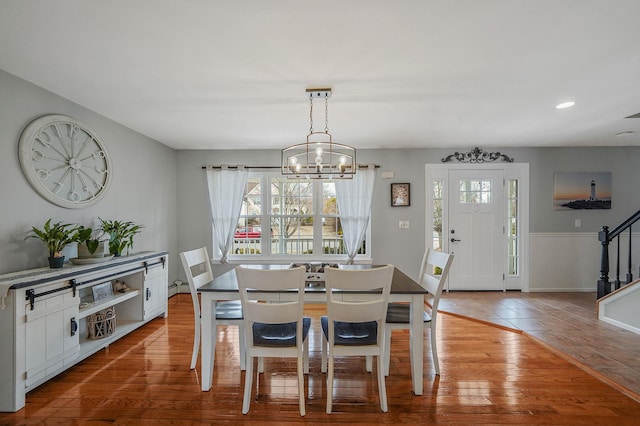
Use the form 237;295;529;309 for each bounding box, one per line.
597;226;610;299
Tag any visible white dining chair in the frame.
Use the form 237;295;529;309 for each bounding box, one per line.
235;265;310;416
384;248;453;376
321;264;394;413
179;247;245;371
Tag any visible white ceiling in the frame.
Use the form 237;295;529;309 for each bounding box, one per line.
1;0;640;150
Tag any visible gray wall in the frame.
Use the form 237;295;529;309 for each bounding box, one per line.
176;146;640;283
0;70;179;280
3;65;638;288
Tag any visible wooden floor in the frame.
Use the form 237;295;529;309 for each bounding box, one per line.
439;291;640;400
2;293;640;425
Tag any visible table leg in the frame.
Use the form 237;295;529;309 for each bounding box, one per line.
410;294;423;395
200;294;217;391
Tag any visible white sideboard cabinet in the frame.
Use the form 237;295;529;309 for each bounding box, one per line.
0;251;168;412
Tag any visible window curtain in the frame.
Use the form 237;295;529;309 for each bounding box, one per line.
335;168;376;264
206;168;248;263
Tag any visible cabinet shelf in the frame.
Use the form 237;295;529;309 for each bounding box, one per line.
0;251;168;413
78;289;140;319
78;320;142;358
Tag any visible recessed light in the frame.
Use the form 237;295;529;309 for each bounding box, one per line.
556;101;575;109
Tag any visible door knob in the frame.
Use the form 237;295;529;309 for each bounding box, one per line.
450;237;461;242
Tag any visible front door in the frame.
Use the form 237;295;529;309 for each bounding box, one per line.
447;169;505;290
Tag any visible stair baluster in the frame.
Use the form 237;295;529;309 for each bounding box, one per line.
598;210;640;299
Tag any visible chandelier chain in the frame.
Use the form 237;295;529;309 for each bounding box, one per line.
324;95;329;133
309;96;314;133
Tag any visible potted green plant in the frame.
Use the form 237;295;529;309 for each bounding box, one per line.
25;219;79;268
99;218;143;257
76;226;108;258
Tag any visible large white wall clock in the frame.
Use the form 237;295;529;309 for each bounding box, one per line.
19;114;112;209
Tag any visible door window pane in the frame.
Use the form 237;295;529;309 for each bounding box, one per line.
507;179;519;276
459;179;492;203
433;180;443;251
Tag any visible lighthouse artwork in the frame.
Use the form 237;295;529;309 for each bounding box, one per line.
553;172;612;210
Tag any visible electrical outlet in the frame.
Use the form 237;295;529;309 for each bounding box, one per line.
399;221;410;229
575;219;581;228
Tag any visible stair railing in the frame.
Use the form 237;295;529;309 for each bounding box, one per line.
598;209;640;298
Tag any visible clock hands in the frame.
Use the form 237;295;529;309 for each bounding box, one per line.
52;123;73;160
52;168;72;195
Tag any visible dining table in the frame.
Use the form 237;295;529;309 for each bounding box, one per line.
198;264;429;395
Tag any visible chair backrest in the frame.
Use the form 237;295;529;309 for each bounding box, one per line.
180;247;214;318
418;249;454;311
235;266;307;344
324;265;394;344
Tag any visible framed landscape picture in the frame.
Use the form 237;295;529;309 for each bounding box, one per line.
553;172;611;210
391;183;410;207
92;281;114;302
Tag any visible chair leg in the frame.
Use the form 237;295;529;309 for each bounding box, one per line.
258;356;264;373
366;355;373;372
321;335;327;373
303;338;310;374
238;324;246;371
377;354;388;412
430;321;440;375
242;355;253;414
326;354;334;414
383;327;392;376
190;316;200;370
297;353;306;416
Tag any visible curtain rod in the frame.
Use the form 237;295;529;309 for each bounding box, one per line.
201;164;380;170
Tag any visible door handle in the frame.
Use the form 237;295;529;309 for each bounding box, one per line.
450;238;461;242
70;317;78;336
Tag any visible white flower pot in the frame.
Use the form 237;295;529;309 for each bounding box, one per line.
77;241;108;258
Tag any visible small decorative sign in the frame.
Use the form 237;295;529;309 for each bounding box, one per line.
92;281;113;302
391;183;410;207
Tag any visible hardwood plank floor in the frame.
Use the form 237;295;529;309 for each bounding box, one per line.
2;293;639;425
439;291;640;401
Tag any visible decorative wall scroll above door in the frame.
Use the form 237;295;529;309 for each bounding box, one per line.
441;147;514;163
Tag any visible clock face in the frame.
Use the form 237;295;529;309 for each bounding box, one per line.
19;115;112;209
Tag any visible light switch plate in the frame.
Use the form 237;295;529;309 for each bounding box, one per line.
399;221;410;229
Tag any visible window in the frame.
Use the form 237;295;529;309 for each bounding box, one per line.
507;179;519;276
235;177;262;255
270;178;314;254
229;173;368;259
459;179;492;203
432;179;443;251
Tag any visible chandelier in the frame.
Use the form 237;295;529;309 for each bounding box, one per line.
281;88;356;179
